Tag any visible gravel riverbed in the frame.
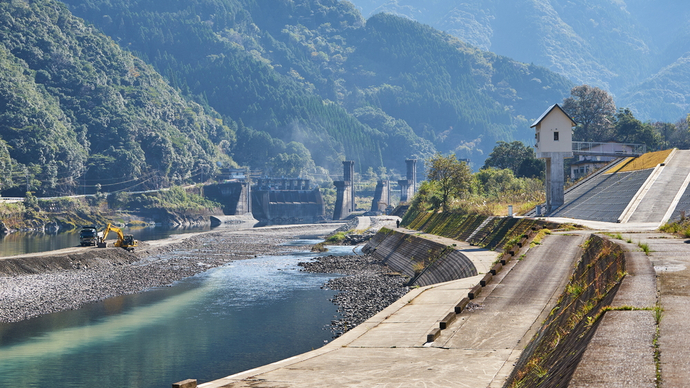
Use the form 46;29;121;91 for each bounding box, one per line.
299;254;409;337
0;224;339;323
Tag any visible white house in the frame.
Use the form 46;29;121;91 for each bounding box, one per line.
532;104;576;156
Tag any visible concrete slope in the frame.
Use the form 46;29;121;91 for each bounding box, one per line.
200;234;585;388
435;234;585;385
550;169;653;222
627;149;690;223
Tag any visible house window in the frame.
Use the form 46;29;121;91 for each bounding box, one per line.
554;131;559;141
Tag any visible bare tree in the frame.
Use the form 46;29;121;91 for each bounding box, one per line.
562;85;616;142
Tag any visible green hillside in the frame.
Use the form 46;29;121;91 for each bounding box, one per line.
0;0;235;196
351;0;690;122
62;0;572;171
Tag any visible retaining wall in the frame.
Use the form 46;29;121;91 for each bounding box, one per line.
363;229;477;287
504;234;626;388
403;211;561;251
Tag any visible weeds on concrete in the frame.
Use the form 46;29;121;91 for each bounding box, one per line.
529;228;551;247
638;242;652;255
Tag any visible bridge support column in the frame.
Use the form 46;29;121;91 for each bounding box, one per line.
333;161;355;220
399;159;417;203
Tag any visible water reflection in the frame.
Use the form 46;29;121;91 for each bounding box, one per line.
0;248;344;388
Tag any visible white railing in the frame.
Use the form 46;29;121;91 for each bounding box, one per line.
572;142;646;156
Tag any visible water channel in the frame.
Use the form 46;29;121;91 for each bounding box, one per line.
0;242;351;387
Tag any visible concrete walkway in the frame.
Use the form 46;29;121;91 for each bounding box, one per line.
619;232;690;387
199;232;585;388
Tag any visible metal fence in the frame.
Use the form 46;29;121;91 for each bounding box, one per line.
572;141;646;156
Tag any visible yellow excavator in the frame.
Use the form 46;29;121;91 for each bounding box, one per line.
97;223;138;251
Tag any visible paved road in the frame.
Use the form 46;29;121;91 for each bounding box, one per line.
199;233;585;388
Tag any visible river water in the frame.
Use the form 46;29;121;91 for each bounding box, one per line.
0;243;351;388
0;226;211;257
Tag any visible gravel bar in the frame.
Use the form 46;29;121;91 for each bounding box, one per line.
299;253;409;337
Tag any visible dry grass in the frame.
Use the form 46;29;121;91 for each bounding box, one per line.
607;149;673;174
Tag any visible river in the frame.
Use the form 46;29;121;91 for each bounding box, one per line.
0;243;352;387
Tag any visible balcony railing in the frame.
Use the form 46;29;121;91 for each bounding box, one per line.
572;142;646;157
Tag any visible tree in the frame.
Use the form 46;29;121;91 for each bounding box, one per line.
482;141;544;178
562;85;616;142
613;108;662;150
425;153;471;212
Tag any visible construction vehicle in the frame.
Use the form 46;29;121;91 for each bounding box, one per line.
97;223;138;251
79;226;102;246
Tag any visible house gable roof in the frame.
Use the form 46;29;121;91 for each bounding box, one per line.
530;104;577;128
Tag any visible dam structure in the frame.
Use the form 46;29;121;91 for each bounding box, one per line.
204;175;325;224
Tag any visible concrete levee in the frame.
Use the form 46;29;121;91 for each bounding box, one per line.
363;229;477;286
505;234;629;387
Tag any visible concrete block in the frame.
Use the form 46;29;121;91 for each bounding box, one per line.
172;379;197;388
468;284;482;300
427;328;441;343
480;273;493;287
490;263;502;275
454;297;470;314
439;312;456;329
501;254;511;265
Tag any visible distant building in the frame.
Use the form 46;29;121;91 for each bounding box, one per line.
570;142;635;180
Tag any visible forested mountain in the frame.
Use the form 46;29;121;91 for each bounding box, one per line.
0;0;575;196
350;0;690;122
59;0;571;177
0;0;235;196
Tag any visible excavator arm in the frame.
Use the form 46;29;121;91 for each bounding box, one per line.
98;223;138;251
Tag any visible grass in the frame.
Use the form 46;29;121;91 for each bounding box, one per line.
529;228;551;247
638;242;651;255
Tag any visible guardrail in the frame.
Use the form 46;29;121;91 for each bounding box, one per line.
572;141;646;156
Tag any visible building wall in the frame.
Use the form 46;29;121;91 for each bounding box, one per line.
536;109;574;155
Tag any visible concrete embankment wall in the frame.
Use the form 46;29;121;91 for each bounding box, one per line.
363;229;477;287
505;234;626;388
402;212;561;251
364;213;562;287
0;249;138;276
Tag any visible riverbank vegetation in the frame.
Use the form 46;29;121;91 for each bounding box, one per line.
410;152;544;217
0;186;222;233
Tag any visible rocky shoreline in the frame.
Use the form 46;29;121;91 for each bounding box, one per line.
299;254;409;337
0;224;339;323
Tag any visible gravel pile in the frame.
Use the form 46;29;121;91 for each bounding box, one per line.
299;254;409;337
0;224;337;323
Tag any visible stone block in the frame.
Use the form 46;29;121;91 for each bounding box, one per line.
439;312;456;329
454;297;470;314
480;273;493;287
468;284;482;300
427;328;441;343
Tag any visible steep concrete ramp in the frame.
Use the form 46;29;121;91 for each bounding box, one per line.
627;149;690;223
549;168;653;222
